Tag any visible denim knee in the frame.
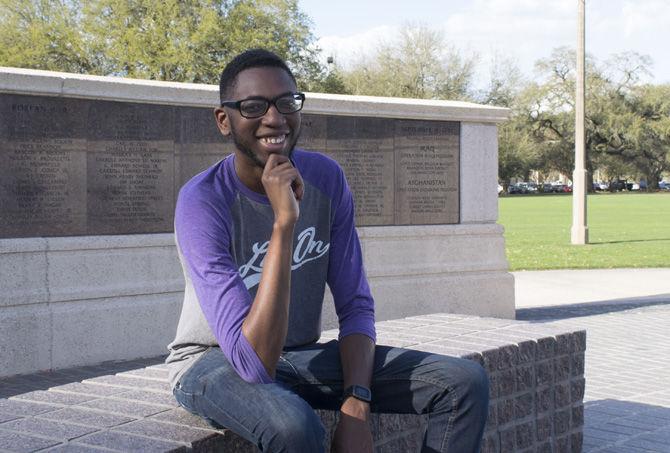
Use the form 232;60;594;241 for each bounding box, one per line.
261;405;326;453
462;360;489;414
429;356;489;415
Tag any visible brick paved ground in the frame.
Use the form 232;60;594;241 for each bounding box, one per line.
518;301;670;453
1;296;667;451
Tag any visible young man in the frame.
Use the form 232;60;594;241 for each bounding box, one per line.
167;49;489;453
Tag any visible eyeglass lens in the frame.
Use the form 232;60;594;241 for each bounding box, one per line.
239;94;303;118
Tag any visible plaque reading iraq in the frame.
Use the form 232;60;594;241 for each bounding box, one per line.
395;120;460;225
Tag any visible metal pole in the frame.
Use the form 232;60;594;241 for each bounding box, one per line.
571;0;588;244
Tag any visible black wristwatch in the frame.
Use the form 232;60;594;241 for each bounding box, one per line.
342;385;372;403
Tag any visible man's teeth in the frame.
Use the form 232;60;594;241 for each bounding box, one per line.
261;136;286;144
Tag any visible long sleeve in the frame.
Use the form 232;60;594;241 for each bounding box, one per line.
175;186;273;384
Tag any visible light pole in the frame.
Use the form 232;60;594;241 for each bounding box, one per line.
571;0;588;244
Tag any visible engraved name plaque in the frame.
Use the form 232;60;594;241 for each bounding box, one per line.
86;102;175;234
175;107;233;192
325;116;395;226
0;96;87;237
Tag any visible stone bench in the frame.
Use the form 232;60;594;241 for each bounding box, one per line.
0;313;585;452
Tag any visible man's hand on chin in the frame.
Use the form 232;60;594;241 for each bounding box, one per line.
331;398;373;453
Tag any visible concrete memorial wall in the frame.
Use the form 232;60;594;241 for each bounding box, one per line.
0;67;513;377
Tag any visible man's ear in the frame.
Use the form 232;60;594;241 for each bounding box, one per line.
214;107;231;136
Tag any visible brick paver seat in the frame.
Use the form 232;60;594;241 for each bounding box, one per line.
0;314;585;452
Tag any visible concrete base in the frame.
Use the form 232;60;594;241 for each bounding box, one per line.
0;234;183;377
0;224;513;378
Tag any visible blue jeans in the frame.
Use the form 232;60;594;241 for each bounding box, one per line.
174;341;488;452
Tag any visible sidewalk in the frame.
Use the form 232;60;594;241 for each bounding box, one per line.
514;268;670;452
514;268;670;309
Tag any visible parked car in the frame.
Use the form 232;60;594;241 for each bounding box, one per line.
542;183;554;193
610;180;627;191
498;183;504;195
508;182;537;194
593;181;608;191
508;183;527;194
550;183;570;193
660;181;670;191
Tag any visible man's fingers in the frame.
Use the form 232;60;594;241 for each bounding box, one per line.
292;172;304;201
261;155;303;203
264;153;290;171
273;168;303;202
280;167;303;201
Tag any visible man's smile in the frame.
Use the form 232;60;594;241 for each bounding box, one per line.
259;134;287;145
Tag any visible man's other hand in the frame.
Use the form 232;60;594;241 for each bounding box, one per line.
261;154;304;226
331;398;373;453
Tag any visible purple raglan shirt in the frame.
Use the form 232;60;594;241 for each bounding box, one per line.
166;149;376;387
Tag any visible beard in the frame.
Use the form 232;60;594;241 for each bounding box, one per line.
229;121;301;169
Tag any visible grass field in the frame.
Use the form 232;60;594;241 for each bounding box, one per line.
498;192;670;270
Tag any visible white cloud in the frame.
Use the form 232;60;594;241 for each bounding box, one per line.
442;0;575;80
620;0;670;38
317;25;396;68
314;0;670;87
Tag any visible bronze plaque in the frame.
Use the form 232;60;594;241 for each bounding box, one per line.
298;114;327;152
175;107;232;194
86;102;175;234
394;120;460;225
0;96;87;237
325;116;395;226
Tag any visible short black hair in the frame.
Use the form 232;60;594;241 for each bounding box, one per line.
219;49;296;104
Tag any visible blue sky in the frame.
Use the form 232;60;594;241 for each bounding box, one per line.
298;0;670;88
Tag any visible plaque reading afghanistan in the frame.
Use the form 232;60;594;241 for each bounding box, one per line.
395;120;460;225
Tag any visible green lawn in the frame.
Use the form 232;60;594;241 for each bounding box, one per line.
498;192;670;270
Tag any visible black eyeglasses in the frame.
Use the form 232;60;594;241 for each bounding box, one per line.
221;92;305;118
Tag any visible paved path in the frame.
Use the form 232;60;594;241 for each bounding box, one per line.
514;268;670;309
515;268;670;452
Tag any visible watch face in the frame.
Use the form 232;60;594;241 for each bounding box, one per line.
352;385;371;402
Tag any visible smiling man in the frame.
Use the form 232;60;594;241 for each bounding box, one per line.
166;49;489;453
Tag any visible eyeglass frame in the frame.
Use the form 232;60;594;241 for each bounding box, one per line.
220;92;306;119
